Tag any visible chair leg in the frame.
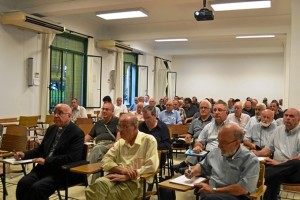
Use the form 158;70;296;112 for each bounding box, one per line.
1;176;8;196
57;190;62;200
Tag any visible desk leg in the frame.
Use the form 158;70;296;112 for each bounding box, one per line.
3;162;6;200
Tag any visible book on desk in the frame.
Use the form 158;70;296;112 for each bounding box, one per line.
3;158;33;165
185;149;208;157
170;175;206;187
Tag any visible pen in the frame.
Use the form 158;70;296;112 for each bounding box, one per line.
187;165;192;179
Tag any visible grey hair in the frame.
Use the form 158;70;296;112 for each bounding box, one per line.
142;105;156;116
200;99;212;109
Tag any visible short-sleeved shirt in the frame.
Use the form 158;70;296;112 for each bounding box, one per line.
72;106;87;122
197;119;236;151
266;125;300;162
89;117;119;143
188;115;213;139
244;123;276;148
184;105;198;118
227;113;250;129
199;146;259;193
158;110;182;124
138;120;171;150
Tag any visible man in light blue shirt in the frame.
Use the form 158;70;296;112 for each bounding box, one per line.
158;100;182;124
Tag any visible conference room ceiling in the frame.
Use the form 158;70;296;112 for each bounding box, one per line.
1;0;291;56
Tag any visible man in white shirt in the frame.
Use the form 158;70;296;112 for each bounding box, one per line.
114;97;128;117
227;101;250;129
71;98;87;122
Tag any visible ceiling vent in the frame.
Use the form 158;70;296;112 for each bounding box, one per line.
1;11;65;34
96;40;133;52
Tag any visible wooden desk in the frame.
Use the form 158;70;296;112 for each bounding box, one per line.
70;163;102;174
159;179;194;192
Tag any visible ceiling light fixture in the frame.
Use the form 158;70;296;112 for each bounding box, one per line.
236;35;275;39
96;8;148;20
211;0;271;11
155;38;188;42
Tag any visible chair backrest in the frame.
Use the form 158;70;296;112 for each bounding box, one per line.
0;134;28;152
168;124;189;138
19;116;39;127
78;124;94;136
257;162;265;188
5;125;27;136
45;114;54;126
76;118;93;125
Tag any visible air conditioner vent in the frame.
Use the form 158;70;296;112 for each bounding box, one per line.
96;40;133;52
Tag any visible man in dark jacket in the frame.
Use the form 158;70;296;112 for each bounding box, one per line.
15;103;84;200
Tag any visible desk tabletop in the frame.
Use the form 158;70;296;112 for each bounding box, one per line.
70;163;102;174
159;179;194;192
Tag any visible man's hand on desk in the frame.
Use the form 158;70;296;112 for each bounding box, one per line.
185;134;192;143
193;146;202;154
32;158;45;165
14;152;24;161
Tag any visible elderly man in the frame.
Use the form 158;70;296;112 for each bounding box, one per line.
227;101;250;129
85;113;159;200
85;102;119;183
243;109;276;150
144;94;150;105
114;97;128;117
173;99;213;173
131;102;144;121
129;97;139;111
149;98;160;117
245;103;266;131
173;99;186;122
242;100;255;117
158;100;182;124
227;98;235;113
186;124;259;200
193;100;235;152
253;108;300;200
71;98;87;122
16;104;84;200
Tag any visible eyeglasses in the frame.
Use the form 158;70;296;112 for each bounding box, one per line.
200;107;209;110
219;139;238;146
213;108;226;112
54;112;70;116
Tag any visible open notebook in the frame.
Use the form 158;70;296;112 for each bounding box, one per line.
3;158;33;165
170;175;206;187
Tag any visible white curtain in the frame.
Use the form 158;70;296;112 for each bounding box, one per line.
115;52;124;99
40;33;55;116
154;58;168;100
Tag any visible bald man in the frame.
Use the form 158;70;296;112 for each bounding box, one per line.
16;104;84;200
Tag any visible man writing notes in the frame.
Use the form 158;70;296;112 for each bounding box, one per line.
253;108;300;200
85;113;159;200
15;104;84;200
185;124;259;200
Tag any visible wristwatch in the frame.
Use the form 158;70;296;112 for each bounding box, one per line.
212;187;217;193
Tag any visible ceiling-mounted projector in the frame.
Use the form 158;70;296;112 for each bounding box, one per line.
194;0;214;21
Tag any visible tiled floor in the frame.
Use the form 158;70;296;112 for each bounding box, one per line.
1;153;300;200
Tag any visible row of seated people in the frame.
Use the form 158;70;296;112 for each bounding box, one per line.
13;99;299;200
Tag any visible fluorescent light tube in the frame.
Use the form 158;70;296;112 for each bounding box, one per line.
97;9;148;20
236;35;275;39
211;1;271;11
155;39;188;42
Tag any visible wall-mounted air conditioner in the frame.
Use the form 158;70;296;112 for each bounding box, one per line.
96;40;133;52
1;11;65;34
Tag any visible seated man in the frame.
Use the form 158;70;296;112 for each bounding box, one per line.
131;102;144;121
173;99;213;173
15;104;84;200
227;101;250;129
158;100;182;124
71;98;87;122
85;102;119;183
114;97;128;117
186;124;259;200
253;108;300;200
243;109;276;150
245;103;266;132
85;113;159;200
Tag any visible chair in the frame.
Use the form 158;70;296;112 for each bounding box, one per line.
78;123;94;136
249;162;266;200
168;124;190;158
19;116;41;149
58;144;89;200
0;133;28;198
76;117;93;125
138;150;165;200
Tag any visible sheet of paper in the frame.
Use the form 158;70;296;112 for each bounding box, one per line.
257;157;267;161
185;149;208;156
170;175;206;187
3;158;33;165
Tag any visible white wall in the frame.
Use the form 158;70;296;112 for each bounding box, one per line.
172;53;284;103
0;24;42;118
